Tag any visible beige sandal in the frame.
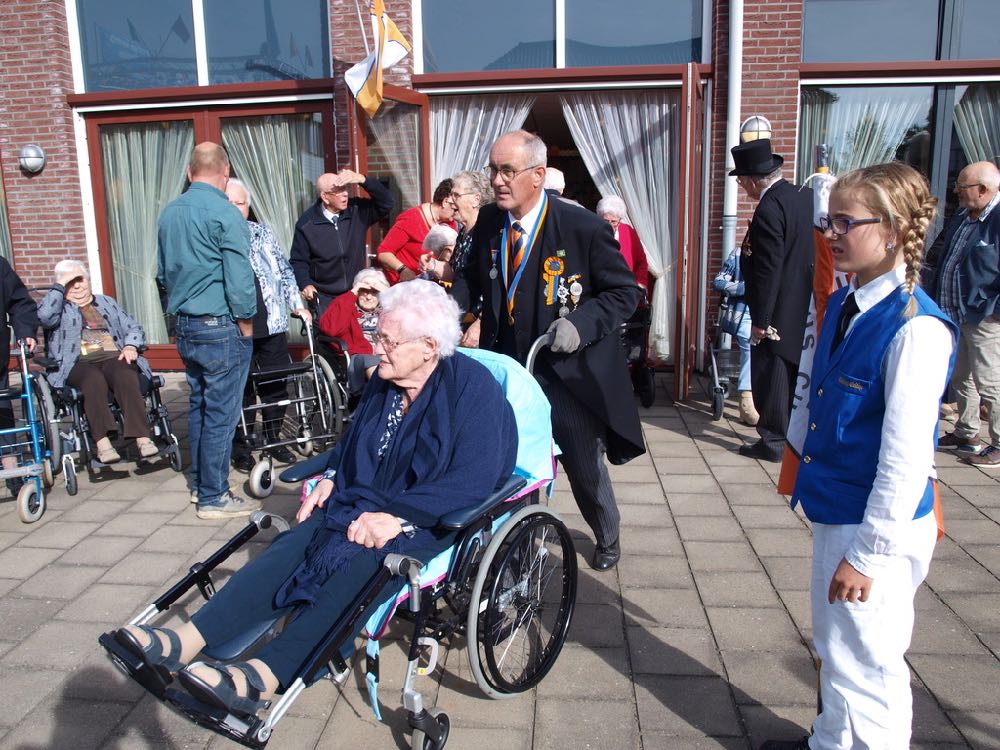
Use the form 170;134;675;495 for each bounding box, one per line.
136;437;159;458
95;436;121;464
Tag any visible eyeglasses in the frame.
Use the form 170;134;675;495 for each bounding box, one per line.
953;181;982;191
449;191;476;201
229;200;248;207
356;288;380;297
818;215;883;235
374;332;423;352
482;164;540;183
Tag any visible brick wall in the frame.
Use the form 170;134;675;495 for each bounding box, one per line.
0;1;84;289
705;0;804;331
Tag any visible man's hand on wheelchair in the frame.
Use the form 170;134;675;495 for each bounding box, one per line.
118;344;138;364
297;477;334;524
348;512;403;549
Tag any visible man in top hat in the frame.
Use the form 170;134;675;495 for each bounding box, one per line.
731;138;815;462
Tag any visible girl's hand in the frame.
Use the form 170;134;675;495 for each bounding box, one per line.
297;478;334;523
827;558;873;604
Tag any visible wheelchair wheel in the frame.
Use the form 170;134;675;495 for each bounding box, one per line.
248;458;274;498
303;354;344;441
466;506;577;698
29;377;61;468
17;482;45;523
41;458;54;488
168;434;183;472
297;428;314;457
410;708;450;750
63;454;78;496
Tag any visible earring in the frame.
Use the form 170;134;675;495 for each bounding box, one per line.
886;242;896;251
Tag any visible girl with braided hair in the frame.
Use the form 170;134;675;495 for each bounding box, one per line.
760;162;956;750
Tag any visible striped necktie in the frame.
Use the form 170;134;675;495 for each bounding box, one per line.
509;221;525;277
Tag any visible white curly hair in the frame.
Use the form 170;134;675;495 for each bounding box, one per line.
378;279;462;357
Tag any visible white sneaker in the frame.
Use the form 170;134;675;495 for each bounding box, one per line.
196;492;261;520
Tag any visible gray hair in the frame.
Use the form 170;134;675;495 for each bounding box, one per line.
501;130;547;169
54;259;89;281
596;195;627;219
748;166;783;191
352;267;389;291
543;167;565;194
378;279;462;357
227;177;252;206
422;224;458;255
452;169;494;205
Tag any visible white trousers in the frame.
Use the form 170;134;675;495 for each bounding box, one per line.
809;514;937;750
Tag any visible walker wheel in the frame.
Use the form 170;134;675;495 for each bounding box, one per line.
168;434;183;472
17;481;45;523
42;458;54;488
711;388;725;421
63;455;78;496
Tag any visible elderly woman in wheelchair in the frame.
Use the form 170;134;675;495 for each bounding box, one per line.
37;260;159;464
104;280;536;738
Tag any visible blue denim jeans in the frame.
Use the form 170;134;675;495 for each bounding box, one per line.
175;315;252;507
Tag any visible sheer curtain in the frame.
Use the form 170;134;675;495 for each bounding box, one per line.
100;121;194;344
221;113;324;252
367;100;423;210
798;86;931;177
430;94;535;184
560;89;680;360
954;84;1000;164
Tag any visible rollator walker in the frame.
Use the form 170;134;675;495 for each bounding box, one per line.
99;337;577;749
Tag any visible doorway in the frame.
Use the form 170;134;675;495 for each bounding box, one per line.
522;99;600;210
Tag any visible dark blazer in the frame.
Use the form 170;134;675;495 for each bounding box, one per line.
289;176;394;297
923;204;1000;325
0;258;39;369
453;196;645;464
741;179;815;363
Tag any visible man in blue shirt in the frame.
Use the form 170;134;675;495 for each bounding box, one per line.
157;142;260;519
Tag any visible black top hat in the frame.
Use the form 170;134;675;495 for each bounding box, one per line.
729;139;784;177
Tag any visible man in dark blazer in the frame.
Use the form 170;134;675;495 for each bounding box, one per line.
452;130;645;571
731;138;815;462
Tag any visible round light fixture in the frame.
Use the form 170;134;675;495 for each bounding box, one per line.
18;144;46;174
739;116;772;144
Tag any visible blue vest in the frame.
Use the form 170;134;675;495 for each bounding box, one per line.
791;284;956;524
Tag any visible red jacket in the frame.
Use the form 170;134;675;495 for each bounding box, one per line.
617;223;650;290
377;205;456;284
318;291;373;355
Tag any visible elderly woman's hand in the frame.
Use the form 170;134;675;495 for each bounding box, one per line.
118;345;138;364
57;271;82;288
347;512;403;549
297;477;334;524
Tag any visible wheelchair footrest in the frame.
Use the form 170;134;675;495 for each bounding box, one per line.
98;631;172;700
165;688;269;749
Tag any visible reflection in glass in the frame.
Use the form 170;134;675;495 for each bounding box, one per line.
953;0;1000;60
365;100;422;248
797;86;933;180
802;0;937;63
77;0;197;91
566;0;701;65
953;85;1000;165
204;0;329;83
100;121;194;344
421;0;555;72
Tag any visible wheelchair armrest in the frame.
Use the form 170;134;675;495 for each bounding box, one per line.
438;475;527;531
278;450;335;483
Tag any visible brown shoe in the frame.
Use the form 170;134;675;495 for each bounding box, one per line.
937;432;982;454
964;445;1000;469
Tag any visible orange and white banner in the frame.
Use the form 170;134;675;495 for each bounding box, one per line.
344;0;412;118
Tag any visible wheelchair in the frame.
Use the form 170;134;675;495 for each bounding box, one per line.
98;340;578;750
240;321;344;499
34;356;182;493
622;303;656;408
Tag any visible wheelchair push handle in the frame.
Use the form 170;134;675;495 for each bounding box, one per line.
525;331;555;375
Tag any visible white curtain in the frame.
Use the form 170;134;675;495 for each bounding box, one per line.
221;113;324;253
100;121;194;344
367;100;424;210
954;84;1000;164
798;86;931;177
560;89;680;360
429;94;536;184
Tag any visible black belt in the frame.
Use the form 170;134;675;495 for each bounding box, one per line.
176;313;230;323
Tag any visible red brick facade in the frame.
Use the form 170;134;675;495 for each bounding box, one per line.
0;1;84;289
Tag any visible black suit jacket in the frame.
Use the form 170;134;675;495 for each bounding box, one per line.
452;196;645;464
741;179;816;363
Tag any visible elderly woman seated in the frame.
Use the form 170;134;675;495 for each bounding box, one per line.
318;267;389;393
38;260;157;464
109;279;517;719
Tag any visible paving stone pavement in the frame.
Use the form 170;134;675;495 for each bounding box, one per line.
0;372;997;750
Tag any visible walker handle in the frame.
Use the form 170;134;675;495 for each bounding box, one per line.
525;331;554;375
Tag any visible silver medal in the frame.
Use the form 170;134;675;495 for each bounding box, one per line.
559;305;570;317
569;281;583;297
489;266;498;280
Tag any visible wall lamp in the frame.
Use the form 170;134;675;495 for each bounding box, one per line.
18;144;46;174
739;116;772;144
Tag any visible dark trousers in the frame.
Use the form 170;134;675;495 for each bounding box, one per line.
66;357;149;441
234;333;291;457
750;346;797;456
0;369;13;451
190;512;454;687
544;379;620;547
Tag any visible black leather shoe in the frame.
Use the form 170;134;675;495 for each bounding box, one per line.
739;440;782;463
758;736;811;750
232;453;255;474
267;446;298;465
590;538;620;571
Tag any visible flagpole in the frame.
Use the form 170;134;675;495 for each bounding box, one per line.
354;0;371;56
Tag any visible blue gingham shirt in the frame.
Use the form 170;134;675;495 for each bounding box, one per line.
938;190;1000;324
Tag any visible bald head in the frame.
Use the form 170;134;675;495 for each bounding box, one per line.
188;142;230;190
956;161;1000;219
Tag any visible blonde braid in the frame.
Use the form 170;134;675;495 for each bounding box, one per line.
901;195;937;317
